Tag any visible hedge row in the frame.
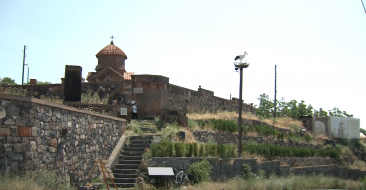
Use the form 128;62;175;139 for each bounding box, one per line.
151;141;235;158
242;143;341;158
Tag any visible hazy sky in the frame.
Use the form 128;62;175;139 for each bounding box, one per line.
1;0;365;128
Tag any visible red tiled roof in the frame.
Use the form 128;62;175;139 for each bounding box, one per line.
124;72;134;80
96;41;127;59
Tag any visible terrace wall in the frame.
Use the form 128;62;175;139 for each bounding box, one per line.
0;94;126;185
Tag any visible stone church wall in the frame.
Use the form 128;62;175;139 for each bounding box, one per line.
0;94;125;185
1;76;257;116
168;84;256;115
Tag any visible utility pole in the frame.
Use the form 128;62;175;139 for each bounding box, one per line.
27;67;29;84
22;45;27;85
273;65;277;118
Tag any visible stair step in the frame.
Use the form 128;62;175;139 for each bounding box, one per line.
114;174;138;178
122;151;144;156
126;143;150;148
129;140;152;144
124;147;146;151
114;178;136;183
113;169;139;174
109;183;135;188
129;136;154;140
115;164;140;169
120;155;142;160
119;160;141;165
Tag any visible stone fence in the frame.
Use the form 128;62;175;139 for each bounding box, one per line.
150;157;366;181
0;94;126;185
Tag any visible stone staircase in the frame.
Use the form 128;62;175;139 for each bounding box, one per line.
134;120;158;133
111;135;153;189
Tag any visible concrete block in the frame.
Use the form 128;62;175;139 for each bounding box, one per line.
18;126;32;137
0;128;10;136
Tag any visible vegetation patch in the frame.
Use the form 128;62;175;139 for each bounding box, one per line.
187;159;212;184
242;143;340;158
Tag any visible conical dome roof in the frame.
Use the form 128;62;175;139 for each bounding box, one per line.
96;41;127;59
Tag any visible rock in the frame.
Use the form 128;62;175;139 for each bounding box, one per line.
6;105;20;116
0;106;6;119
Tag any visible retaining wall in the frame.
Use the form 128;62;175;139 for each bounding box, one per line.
0;94;126;185
151;157;366;181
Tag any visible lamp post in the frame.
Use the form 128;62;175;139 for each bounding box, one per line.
234;52;249;157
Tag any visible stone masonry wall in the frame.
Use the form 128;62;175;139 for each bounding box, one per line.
0;94;126;185
168;84;256;115
151;158;366;181
0;81;132;105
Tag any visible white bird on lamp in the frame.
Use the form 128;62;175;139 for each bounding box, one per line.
234;51;248;64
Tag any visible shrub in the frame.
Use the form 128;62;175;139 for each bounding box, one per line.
187;159;212;184
151;141;173;157
241;164;253;179
185;143;192;157
209;119;238;133
248;125;279;137
193;143;199;157
161;125;179;141
199;144;206;157
199;121;206;129
205;143;217;157
188;119;197;128
174;142;185;157
242;143;340;158
304;134;312;142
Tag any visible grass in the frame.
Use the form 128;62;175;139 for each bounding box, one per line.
0;171;74;190
187;111;303;131
180;174;364;190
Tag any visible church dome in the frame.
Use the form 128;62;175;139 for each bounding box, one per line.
96;41;127;59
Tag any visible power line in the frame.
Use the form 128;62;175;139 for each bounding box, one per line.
362;0;366;14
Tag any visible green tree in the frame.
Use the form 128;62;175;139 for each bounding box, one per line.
256;93;274;118
0;77;17;85
37;81;52;84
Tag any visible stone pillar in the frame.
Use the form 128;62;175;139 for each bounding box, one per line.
64;65;82;102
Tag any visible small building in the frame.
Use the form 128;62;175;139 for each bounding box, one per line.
301;116;360;139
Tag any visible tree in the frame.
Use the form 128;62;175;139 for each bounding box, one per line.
0;77;17;85
256;93;353;118
256;93;274;118
37;81;52;84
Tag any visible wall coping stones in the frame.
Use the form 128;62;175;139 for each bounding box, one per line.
0;94;126;122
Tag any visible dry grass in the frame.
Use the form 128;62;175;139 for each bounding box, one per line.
187;111;303;131
0;172;73;190
180;128;197;143
178;174;364;190
349;160;366;171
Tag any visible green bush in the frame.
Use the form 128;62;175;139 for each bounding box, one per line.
151;140;173;157
193;143;199;157
242;143;340;158
199;144;206;157
209;119;238;133
188;119;197;128
205;143;217;157
241;164;253;179
248;125;278;137
174;142;185;157
304;134;312;142
199;121;206;130
185;143;192;157
187;159;212;184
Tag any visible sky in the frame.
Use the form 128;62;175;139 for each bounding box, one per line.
0;0;365;128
